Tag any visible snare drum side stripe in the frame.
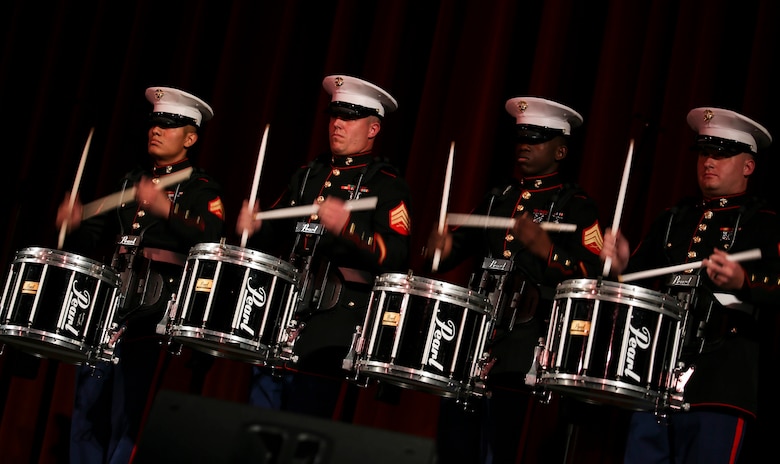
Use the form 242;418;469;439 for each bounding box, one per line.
357;290;387;354
179;258;201;320
171;259;193;320
355;287;378;357
258;275;280;340
554;297;574;370
647;311;664;387
391;292;410;362
28;263;47;324
3;263;25;321
80;279;100;344
450;306;469;375
582;298;600;372
0;263;15;319
202;260;222;322
365;290;388;356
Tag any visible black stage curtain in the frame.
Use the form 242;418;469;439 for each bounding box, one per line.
1;1;778;462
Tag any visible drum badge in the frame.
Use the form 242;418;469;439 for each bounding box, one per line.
382;311;400;327
22;281;39;295
195;278;213;292
569;320;590;336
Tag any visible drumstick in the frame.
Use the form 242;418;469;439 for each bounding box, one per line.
81;167;193;219
446;213;577;232
58;127;95;250
254;197;378;220
241;124;270;248
603;138;634;277
432;141;455;272
618;248;761;283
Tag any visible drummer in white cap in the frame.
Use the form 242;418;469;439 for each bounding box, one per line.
426;96;604;463
237;75;412;420
601;107;780;464
58;86;225;464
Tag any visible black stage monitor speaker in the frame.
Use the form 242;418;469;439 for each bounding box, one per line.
134;390;438;464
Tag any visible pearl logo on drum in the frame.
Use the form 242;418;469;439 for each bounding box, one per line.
239;279;267;336
427;315;456;372
623;323;652;383
65;282;90;336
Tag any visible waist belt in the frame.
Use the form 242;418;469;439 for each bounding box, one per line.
118;246;186;267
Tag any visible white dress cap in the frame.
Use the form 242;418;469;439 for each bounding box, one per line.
145;87;214;128
323;75;398;118
504;96;583;135
687;107;772;154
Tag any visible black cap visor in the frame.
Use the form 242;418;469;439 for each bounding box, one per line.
692;135;753;157
325;101;381;120
149;112;198;129
515;124;566;145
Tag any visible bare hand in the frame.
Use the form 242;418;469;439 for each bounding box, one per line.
600;228;630;276
702;248;745;290
513;213;552;259
136;177;171;218
425;228;453;260
236;199;262;236
56;193;83;233
317;197;349;234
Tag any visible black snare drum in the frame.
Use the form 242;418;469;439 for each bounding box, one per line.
168;243;300;364
0;247;121;364
347;272;494;401
536;279;684;410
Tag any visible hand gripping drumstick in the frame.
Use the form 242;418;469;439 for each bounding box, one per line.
241;124;270;248
431;142;455;272
81;167;193;220
619;248;762;283
603;138;634;277
58;127;95;250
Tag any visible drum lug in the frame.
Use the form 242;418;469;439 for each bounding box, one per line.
155;295;177;336
283;320;302;344
274;321;302;365
523;337;545;388
533;388;554;405
342;325;362;371
664;361;693;411
477;352;496;381
165;339;184;356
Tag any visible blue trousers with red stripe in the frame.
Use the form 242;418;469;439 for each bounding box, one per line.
623;410;747;464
